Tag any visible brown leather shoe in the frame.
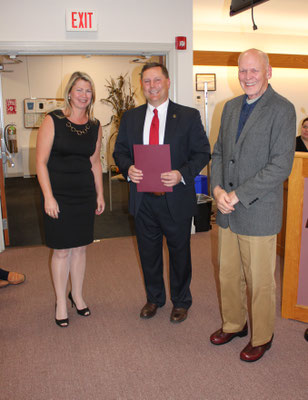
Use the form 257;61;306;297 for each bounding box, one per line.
0;279;9;288
240;336;273;362
140;302;158;319
7;271;26;285
210;323;248;345
170;307;188;323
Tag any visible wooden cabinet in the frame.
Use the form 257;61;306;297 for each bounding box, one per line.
282;153;308;323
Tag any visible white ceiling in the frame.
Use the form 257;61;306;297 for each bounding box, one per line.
194;0;308;36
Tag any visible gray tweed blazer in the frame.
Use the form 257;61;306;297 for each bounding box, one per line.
211;84;296;236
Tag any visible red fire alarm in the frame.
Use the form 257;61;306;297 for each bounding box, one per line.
175;36;187;50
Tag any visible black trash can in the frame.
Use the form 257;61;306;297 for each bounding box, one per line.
194;194;212;232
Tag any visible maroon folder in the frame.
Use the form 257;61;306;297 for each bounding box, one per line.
133;144;173;192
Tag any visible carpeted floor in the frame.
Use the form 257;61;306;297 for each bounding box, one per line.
0;226;307;400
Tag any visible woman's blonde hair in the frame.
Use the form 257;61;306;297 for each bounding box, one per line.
63;71;97;123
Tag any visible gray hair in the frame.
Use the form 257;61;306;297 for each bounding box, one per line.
238;49;269;67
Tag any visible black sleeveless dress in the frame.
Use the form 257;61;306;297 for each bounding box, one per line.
43;110;100;249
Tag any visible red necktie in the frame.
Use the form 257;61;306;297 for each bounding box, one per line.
149;109;159;145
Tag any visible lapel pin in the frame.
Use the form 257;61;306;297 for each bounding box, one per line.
173;114;177;119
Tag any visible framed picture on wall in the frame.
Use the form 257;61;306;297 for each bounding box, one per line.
196;73;216;91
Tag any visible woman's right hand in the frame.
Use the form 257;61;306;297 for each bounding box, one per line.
44;196;60;219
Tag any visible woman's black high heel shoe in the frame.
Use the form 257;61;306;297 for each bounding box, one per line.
55;305;69;328
68;291;91;317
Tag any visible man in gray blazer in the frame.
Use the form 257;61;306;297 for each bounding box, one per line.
210;49;296;362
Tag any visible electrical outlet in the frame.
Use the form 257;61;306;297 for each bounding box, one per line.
195;95;202;105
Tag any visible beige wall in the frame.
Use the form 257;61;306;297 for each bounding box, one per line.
193;65;308;151
193;30;308;150
194;30;308;54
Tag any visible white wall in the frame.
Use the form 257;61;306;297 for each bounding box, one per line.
1;0;189;43
193;30;308;149
0;0;193;105
0;0;194;176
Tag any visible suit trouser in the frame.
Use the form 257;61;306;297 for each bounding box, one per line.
218;227;276;347
135;193;193;309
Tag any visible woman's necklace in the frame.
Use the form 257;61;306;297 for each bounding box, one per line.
66;120;90;136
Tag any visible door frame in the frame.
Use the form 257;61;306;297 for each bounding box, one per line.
0;41;177;100
0;41;178;251
0;73;10;249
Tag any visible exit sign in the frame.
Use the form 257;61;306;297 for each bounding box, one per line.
66;9;97;32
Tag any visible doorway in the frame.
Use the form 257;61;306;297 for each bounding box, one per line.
0;47;174;248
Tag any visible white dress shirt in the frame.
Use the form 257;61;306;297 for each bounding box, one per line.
143;99;169;144
142;99;185;184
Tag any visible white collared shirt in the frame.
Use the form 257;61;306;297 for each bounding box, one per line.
143;99;169;144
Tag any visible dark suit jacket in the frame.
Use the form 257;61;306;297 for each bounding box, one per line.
296;136;308;152
113;100;211;221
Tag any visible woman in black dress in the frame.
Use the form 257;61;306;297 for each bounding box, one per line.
36;72;104;327
295;117;308;152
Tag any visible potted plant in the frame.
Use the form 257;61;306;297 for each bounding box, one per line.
101;74;136;200
101;74;136;133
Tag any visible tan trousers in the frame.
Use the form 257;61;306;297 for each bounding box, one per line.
218;227;277;346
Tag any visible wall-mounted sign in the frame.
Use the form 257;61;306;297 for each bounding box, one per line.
66;9;97;32
6;99;17;114
24;98;65;128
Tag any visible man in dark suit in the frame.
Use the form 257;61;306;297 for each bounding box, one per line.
210;49;296;361
114;62;210;323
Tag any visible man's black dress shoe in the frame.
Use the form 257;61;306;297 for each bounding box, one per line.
170;307;188;323
240;335;273;362
304;328;308;342
210;322;248;345
140;302;158;319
